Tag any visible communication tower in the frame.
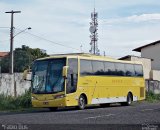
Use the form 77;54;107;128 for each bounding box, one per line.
89;8;100;55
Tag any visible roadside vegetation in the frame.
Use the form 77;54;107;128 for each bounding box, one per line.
0;89;160;111
0;88;31;111
146;91;160;102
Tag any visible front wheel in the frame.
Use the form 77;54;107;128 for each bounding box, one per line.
78;95;86;110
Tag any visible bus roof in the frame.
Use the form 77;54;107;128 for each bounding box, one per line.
37;53;142;65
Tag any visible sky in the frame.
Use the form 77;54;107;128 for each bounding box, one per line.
1;0;160;58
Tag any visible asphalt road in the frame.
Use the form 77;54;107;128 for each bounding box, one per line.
0;101;160;130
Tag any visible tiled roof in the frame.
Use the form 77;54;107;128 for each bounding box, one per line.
0;52;9;57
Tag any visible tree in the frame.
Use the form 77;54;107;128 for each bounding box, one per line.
1;45;48;73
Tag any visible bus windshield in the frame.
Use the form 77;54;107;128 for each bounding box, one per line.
32;58;66;94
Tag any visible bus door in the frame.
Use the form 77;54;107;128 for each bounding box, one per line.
66;58;78;106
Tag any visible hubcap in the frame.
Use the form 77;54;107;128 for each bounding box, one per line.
128;96;131;104
80;97;84;107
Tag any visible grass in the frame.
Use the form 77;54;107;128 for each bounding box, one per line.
146;91;160;102
0;88;31;111
0;89;160;111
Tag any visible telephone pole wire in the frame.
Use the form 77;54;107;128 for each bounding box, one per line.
5;10;21;74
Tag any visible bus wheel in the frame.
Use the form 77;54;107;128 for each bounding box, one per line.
121;93;132;106
127;93;132;105
78;95;86;110
49;107;58;111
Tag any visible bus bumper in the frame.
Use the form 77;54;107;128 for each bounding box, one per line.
32;98;67;108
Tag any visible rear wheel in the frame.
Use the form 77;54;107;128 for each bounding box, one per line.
127;93;132;105
78;95;86;110
121;93;132;106
49;107;58;111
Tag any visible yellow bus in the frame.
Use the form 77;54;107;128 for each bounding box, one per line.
30;53;145;110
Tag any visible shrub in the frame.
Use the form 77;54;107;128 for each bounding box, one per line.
146;91;160;102
0;88;31;111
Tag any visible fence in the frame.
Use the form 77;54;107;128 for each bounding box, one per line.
0;73;160;96
146;80;160;94
0;73;31;96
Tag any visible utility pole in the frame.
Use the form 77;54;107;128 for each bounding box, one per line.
5;10;21;74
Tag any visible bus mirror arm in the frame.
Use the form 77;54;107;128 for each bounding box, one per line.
62;66;69;78
23;69;32;81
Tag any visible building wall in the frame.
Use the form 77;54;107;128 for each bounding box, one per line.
0;73;31;96
150;70;160;81
141;43;160;70
146;80;160;94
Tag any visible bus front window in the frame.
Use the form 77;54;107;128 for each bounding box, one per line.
46;59;65;93
32;61;48;94
32;59;66;94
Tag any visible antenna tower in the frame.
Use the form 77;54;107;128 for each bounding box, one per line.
89;8;100;55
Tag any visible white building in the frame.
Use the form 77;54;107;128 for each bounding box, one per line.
133;40;160;71
133;40;160;81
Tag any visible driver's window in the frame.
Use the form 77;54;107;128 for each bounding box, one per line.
66;58;78;94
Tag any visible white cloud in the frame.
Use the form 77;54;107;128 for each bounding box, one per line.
1;1;160;58
101;13;160;24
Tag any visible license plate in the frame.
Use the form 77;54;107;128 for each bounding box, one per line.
43;101;49;105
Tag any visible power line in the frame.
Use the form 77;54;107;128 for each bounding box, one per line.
1;27;81;51
15;28;80;51
0;27;10;28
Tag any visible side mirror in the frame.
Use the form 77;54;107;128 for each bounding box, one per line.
23;69;32;81
62;66;69;78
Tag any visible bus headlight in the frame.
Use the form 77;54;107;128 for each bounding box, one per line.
32;96;37;100
54;94;65;99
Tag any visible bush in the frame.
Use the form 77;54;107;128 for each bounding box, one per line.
0;88;31;111
146;91;160;102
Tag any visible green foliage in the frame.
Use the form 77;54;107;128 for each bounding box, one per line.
146;91;160;102
0;55;9;73
0;89;31;111
1;45;48;73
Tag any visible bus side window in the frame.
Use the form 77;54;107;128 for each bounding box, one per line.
104;62;116;75
115;63;126;76
125;64;135;76
80;60;93;76
134;64;143;77
66;58;78;94
92;61;105;75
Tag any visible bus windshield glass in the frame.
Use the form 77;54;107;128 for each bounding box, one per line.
32;58;66;94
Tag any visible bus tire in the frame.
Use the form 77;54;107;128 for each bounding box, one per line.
49;107;58;111
121;93;132;106
78;95;86;110
126;93;133;106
